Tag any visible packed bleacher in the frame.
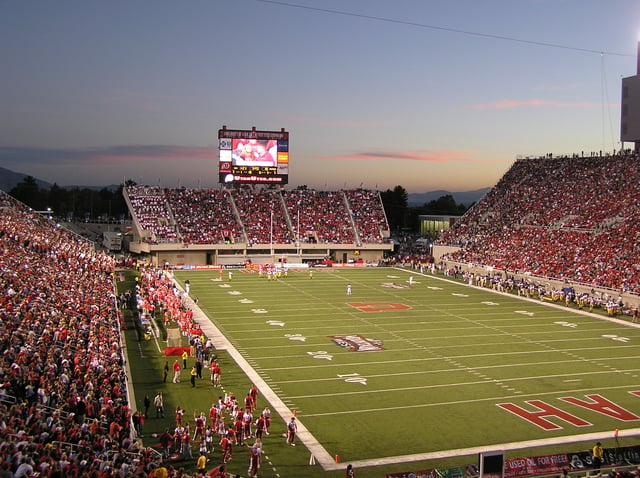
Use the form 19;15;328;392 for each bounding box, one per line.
437;151;640;294
281;189;355;244
127;186;180;243
125;186;389;246
344;188;389;244
230;187;292;245
163;188;241;245
0;191;163;477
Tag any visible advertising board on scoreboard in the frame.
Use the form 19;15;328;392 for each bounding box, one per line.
218;126;289;185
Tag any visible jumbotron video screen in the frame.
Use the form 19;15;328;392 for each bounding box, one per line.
218;126;289;185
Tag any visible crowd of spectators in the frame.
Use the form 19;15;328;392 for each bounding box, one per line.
229;187;292;245
163;189;241;245
0;191;168;476
282;189;355;243
343;189;388;244
125;186;389;246
133;266;203;347
126;186;180;243
438;151;640;294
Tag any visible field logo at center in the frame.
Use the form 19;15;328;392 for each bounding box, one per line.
347;302;412;312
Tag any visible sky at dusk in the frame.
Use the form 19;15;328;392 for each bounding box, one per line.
1;0;639;193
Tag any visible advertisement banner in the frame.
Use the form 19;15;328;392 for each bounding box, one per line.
504;454;570;478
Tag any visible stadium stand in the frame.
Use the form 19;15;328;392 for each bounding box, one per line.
164;188;241;245
344;188;389;244
437;151;640;294
125;186;389;247
0;191;167;477
281;189;355;244
229;187;293;245
126;186;180;243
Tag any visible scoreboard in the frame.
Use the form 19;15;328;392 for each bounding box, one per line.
218;126;289;185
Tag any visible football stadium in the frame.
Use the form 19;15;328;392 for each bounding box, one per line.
4;45;640;478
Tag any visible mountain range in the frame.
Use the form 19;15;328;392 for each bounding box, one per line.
0;166;490;206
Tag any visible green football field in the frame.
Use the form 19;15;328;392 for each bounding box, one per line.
148;266;640;476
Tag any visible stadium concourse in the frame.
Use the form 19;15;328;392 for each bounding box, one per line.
436;150;640;305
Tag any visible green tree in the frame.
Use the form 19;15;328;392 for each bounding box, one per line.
407;194;468;235
380;185;409;232
9;176;47;211
421;194;468;215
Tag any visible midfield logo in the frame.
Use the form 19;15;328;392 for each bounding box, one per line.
329;334;384;352
381;282;410;289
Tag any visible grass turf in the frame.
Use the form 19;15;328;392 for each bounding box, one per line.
122;267;640;477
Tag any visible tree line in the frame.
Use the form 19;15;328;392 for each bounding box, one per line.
8;177;469;232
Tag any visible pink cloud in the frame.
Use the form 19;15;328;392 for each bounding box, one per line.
315;149;490;163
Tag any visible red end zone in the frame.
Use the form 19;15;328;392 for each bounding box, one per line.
347;302;412;312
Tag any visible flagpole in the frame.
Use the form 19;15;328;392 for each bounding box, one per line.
296;208;300;258
270;208;274;259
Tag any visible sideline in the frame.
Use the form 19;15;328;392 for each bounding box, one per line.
394;266;640;329
171;276;340;471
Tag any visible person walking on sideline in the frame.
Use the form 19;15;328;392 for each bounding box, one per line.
248;441;262;478
346;463;355;477
172;359;181;383
154;392;164;418
196;451;207;474
159;428;173;459
163;361;169;382
286;416;297;446
261;406;272;435
190;365;197;387
143;395;151;418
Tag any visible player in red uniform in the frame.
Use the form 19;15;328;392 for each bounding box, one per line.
248;385;258;411
220;436;233;463
244;393;254;413
254;415;266;441
234;417;244;446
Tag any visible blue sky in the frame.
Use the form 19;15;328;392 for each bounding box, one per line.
1;0;638;193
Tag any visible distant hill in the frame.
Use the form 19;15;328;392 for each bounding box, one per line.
0;166;119;192
0;165;490;205
0;166;52;191
407;188;490;207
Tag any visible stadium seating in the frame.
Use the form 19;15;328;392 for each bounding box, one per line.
437;151;640;294
0;191;156;476
126;186;389;246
